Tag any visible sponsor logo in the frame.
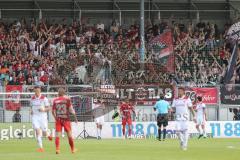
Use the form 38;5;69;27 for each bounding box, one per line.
0;125;56;140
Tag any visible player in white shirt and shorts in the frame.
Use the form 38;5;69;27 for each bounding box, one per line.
30;86;52;152
195;96;207;139
172;87;196;151
93;99;105;140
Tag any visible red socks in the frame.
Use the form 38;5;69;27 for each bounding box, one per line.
68;137;74;151
128;128;132;137
122;126;126;136
55;137;60;150
55;136;74;151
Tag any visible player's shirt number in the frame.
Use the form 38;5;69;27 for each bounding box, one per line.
56;104;67;116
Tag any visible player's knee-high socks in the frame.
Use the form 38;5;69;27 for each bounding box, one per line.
99;129;102;138
68;137;74;151
196;127;202;135
158;129;161;140
128;128;132;137
182;130;189;148
96;127;100;138
122;126;126;136
37;135;43;148
177;131;183;143
163;129;166;140
55;137;60;150
202;128;206;136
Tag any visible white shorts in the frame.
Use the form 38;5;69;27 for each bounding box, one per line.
196;117;205;125
175;121;188;132
32;116;48;132
95;116;105;125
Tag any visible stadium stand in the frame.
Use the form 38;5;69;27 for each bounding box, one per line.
0;19;234;86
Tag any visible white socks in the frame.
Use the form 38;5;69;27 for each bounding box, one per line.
182;130;189;148
197;127;206;136
96;128;102;138
177;131;184;143
177;130;189;149
203;129;206;136
197;128;202;134
99;129;102;137
37;135;43;148
97;128;99;137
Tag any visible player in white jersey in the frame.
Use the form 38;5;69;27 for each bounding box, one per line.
93;99;105;140
172;87;196;151
30;86;52;152
195;96;207;139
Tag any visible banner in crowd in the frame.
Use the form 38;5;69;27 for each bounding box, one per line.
149;31;174;72
5;85;23;111
220;85;240;104
95;84;174;106
1;121;239;140
185;87;218;105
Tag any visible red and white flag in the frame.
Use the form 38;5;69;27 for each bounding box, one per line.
5;85;22;111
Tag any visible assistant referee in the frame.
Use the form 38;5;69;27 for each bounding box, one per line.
153;94;171;141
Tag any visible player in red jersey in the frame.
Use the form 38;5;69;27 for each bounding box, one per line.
52;88;78;154
120;99;135;138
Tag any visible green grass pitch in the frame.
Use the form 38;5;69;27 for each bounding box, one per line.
0;138;239;160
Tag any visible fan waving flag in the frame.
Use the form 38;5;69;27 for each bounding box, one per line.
224;42;238;84
149;30;174;72
224;21;240;84
5;85;22;111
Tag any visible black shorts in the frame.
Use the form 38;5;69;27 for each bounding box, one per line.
157;114;168;127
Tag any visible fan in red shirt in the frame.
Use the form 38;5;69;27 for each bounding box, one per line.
40;73;48;84
120;99;135;138
52;88;78;154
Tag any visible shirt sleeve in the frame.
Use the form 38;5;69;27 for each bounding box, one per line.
44;97;50;107
187;98;193;107
52;99;56;111
203;103;206;109
119;105;123;112
172;99;176;108
153;102;158;109
67;98;72;108
167;101;171;109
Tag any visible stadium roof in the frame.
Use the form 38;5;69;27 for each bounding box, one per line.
0;0;238;19
0;0;239;2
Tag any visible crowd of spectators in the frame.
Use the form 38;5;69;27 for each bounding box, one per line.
173;21;236;86
0;18;237;86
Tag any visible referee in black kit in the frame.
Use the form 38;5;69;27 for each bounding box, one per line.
153;94;172;141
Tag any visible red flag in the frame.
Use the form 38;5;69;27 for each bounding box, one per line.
5;85;22;111
149;31;174;72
